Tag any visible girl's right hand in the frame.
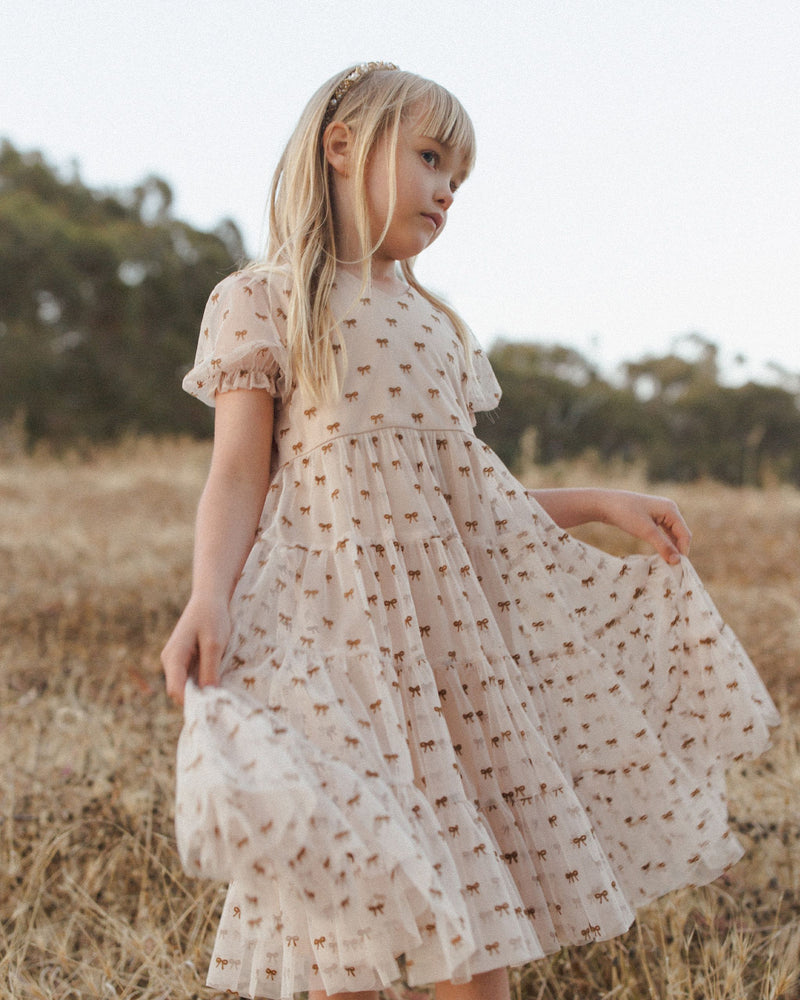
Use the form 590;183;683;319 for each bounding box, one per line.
161;593;232;706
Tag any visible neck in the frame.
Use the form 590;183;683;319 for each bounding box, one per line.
331;177;405;290
337;258;405;291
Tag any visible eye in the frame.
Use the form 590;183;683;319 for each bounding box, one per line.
421;150;438;167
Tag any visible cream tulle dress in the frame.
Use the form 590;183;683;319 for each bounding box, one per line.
176;268;779;999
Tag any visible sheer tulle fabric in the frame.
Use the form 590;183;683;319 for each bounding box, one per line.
176;270;779;998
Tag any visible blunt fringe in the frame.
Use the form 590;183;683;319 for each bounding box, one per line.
249;66;477;403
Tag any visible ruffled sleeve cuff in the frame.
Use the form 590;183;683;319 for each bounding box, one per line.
182;270;288;408
182;343;284;404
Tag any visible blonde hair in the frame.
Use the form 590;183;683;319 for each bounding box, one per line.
251;65;477;403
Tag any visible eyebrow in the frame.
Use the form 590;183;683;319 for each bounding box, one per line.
418;134;465;161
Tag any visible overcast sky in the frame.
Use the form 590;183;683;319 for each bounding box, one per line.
2;0;798;382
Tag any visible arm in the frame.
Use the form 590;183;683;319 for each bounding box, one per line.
162;389;275;705
530;487;691;565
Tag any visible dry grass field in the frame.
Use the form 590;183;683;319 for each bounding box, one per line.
1;437;798;999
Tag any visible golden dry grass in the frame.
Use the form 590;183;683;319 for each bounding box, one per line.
1;438;798;999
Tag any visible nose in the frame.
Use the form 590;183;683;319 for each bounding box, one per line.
436;185;454;212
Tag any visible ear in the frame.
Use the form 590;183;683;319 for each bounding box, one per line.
323;120;353;177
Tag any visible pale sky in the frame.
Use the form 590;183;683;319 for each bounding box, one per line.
2;0;798;383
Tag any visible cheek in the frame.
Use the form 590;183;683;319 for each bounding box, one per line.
366;171;393;224
363;184;385;233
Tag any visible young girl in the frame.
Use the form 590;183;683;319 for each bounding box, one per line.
162;63;779;1000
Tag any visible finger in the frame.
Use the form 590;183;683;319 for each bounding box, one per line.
161;643;195;707
670;517;692;555
654;506;692;556
629;511;680;565
197;634;224;689
161;653;190;705
647;523;682;565
165;673;187;706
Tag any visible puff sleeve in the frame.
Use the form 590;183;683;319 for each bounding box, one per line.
182;270;288;406
465;330;502;424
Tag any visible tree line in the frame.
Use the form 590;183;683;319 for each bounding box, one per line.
0;140;240;442
476;339;800;486
1;140;798;486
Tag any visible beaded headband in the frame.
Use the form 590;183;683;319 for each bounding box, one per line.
322;61;400;128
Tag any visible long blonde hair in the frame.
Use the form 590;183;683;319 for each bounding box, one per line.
251;65;477;403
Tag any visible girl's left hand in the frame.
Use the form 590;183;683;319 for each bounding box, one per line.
599;490;691;565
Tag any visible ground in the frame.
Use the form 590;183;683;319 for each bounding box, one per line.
1;438;798;999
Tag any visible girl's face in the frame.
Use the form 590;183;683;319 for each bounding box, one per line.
363;109;470;265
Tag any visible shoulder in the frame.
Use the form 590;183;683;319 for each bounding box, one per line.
200;268;293;350
207;267;291;313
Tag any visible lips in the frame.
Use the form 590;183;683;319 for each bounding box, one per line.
423;212;443;230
